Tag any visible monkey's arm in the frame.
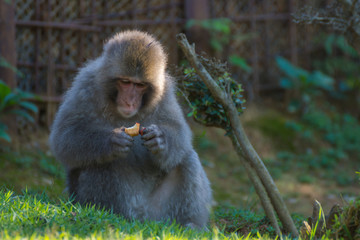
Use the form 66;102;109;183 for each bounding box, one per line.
50;115;133;170
142;91;195;171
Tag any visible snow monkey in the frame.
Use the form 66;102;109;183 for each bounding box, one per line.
49;30;212;228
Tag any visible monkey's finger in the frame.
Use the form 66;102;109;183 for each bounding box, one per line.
147;144;165;155
113;127;132;137
114;146;131;156
118;146;130;153
143;137;164;148
113;127;125;134
114;145;129;151
112;130;134;141
141;131;156;141
142;124;159;133
111;136;134;147
141;128;162;140
116;131;134;141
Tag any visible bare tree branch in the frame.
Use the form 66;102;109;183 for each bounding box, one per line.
293;0;360;52
228;132;281;237
176;33;299;237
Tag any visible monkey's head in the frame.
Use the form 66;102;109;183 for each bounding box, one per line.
99;30;168;118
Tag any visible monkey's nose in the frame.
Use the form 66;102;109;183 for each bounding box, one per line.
126;101;135;108
124;101;136;110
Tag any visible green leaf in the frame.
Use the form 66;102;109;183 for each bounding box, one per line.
276;56;309;80
185;19;197;29
20;101;38;113
0;57;16;72
0;81;11;101
2;92;18;108
279;78;293;89
308;71;334;91
200;20;211;29
9;109;35;122
288;100;300;113
324;34;335;55
212;18;231;34
229;55;252;73
0;130;11;142
0;57;23;77
17;90;36;99
210;39;223;52
336;35;359;57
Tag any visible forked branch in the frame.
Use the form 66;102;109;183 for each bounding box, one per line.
176;33;299;237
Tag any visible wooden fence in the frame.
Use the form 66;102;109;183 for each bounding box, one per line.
0;0;322;125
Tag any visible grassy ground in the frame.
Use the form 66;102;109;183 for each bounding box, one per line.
0;189;299;239
0;103;359;238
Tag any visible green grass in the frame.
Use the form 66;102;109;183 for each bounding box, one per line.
0;189;295;240
3;188;359;239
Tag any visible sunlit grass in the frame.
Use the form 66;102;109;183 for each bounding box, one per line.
0;189;287;240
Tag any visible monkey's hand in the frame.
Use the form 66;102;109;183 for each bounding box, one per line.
110;128;134;158
141;124;166;156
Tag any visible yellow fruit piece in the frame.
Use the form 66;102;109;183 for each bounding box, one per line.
125;123;140;137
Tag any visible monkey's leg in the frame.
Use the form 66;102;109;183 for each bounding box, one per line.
167;155;211;228
149;161;211;228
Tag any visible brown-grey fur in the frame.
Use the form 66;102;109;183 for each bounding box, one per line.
49;30;212;228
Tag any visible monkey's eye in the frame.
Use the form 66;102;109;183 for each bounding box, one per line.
120;79;131;84
135;83;148;89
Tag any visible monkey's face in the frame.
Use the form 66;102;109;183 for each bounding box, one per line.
115;77;149;118
101;31;167;115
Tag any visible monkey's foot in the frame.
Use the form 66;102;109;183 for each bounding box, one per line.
184;222;208;231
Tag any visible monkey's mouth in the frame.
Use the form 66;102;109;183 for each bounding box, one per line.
117;106;138;118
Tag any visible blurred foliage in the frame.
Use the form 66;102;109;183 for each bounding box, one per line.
313;34;360;94
276;56;334;114
0;56;23;78
229;55;252;73
178;55;245;132
0;147;65;197
0;81;38;142
273;48;360;185
327;199;360;239
186;18;232;53
302;198;360;239
186;18;253;73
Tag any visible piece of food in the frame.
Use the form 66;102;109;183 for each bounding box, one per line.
124;123;140;137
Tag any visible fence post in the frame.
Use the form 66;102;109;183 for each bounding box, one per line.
184;0;211;54
0;0;17;88
46;0;56;127
249;0;259;98
289;0;298;65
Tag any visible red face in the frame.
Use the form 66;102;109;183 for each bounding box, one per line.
115;77;148;118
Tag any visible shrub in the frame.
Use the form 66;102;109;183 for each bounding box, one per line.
0;81;38;142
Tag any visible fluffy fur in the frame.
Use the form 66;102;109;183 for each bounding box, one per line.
49;30;212;228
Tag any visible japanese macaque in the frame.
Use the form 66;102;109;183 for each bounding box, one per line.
49;30;212;228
